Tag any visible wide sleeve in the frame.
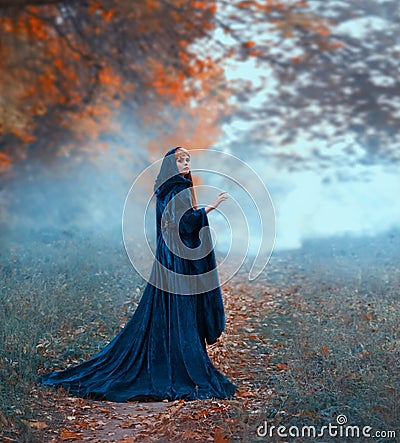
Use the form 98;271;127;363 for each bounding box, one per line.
172;188;207;236
180;207;207;235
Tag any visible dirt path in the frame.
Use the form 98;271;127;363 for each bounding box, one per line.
4;231;398;442
27;271;294;443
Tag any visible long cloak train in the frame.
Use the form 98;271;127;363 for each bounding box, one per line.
39;148;236;401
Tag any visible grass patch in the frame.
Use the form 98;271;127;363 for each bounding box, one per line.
225;230;399;442
0;227;143;442
1;227;399;442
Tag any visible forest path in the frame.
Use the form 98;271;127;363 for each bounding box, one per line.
4;229;398;442
32;267;293;443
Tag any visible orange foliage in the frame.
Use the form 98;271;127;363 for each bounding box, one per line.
102;9;114;21
0;0;335;171
28;16;48;40
315;24;331;37
99;67;121;87
0;152;12;174
54;58;63;70
88;2;102;14
38;72;57;96
144;88;227;164
1;17;14;33
12;130;37;144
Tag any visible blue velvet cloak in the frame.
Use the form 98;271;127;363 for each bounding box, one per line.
39;148;236;401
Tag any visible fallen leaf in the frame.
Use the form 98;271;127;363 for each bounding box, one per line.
60;429;83;441
28;421;48;429
181;428;200;439
276;363;288;370
321;346;330;356
0;410;8;426
214;425;230;442
238;391;257;398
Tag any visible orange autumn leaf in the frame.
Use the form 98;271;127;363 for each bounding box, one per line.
316;24;331;37
59;429;82;441
54;58;64;70
102;9;114;21
243;41;256;48
146;0;161;10
1;17;14;33
249;50;263;57
276;362;288;370
321;346;330;356
237;0;256;8
28;421;48;429
88;1;102;14
28;16;48;39
330;41;346;49
99;67;121;86
214;426;230;443
12;130;37;143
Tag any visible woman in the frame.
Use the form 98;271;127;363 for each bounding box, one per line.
40;147;236;401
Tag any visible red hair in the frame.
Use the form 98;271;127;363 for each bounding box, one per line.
175;147;198;210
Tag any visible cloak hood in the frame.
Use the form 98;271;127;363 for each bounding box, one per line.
154;147;192;199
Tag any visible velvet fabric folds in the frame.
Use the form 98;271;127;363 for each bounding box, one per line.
39;147;236;402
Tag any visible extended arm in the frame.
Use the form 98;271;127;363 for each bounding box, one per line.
205;191;229;214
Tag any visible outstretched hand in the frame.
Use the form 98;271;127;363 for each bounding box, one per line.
205;191;229;214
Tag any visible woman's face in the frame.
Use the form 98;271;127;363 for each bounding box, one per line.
175;151;190;175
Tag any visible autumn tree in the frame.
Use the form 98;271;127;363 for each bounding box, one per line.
0;0;338;175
